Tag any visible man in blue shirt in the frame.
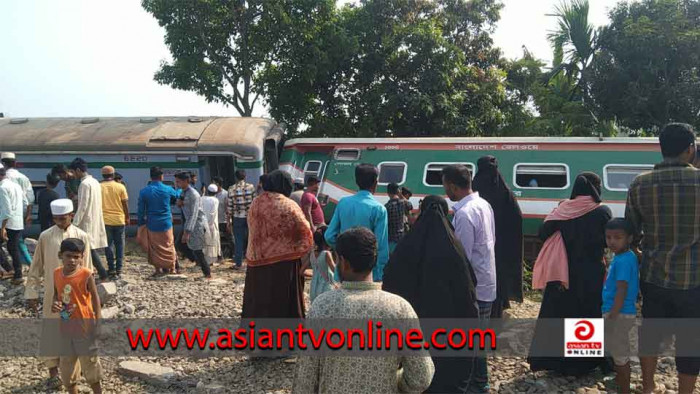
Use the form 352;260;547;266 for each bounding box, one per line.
325;163;389;282
137;167;180;276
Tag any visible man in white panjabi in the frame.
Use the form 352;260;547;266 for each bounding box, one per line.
201;184;221;265
25;199;94;390
68;158;109;280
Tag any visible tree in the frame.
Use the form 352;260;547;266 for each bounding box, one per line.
498;1;606;137
142;0;333;117
547;0;598;102
265;0;510;137
589;0;700;132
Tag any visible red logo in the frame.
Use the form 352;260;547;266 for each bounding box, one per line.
565;318;604;357
574;320;595;341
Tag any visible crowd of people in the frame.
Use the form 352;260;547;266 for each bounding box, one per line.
0;122;698;393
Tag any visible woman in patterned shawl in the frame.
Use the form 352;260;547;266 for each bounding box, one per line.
242;170;314;318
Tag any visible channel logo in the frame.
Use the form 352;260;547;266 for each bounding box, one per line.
564;319;604;357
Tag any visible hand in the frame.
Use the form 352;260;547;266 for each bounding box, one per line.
27;299;39;312
226;224;232;234
182;232;190;244
1;228;7;242
125;215;130;225
608;311;619;320
51;301;62;313
25;216;32;226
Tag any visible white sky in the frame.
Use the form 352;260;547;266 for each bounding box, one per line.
0;0;619;118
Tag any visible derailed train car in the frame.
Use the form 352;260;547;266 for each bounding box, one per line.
280;137;661;257
0;116;283;230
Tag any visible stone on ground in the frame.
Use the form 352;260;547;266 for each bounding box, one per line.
101;306;120;319
123;303;135;314
164;274;188;281
97;282;117;305
118;360;175;386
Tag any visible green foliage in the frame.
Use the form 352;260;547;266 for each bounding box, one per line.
142;0;334;117
589;0;700;133
143;0;700;138
266;0;509;137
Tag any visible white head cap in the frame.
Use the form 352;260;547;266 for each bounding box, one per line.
1;152;16;160
50;199;74;216
294;177;304;185
207;184;218;193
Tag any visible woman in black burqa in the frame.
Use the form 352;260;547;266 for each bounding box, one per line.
472;155;524;318
527;172;612;375
382;195;479;393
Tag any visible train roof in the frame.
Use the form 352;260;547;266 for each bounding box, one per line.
0;117;283;158
284;136;659;146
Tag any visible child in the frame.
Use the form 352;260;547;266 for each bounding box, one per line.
51;238;103;394
602;218;639;394
308;227;337;303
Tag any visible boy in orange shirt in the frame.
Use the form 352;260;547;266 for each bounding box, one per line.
51;238;103;394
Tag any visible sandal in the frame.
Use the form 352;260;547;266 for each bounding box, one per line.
0;271;14;279
147;272;166;280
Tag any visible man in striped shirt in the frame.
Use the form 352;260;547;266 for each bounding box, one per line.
625;123;700;394
227;170;256;269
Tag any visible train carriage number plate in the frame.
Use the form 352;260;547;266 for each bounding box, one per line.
124;155;148;162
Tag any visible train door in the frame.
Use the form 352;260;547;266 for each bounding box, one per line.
201;155;236;189
318;148;362;206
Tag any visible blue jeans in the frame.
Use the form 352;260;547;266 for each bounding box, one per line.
469;300;492;392
104;225;125;274
91;249;108;280
232;217;248;266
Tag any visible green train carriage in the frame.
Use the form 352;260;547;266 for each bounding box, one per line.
280;137;660;258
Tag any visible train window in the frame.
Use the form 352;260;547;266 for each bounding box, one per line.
514;164;569;189
303;161;323;182
604;164;653;191
334;149;360;161
423;162;475;187
378;162;407;185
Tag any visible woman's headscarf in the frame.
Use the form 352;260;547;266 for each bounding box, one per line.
383;194;477;319
473;156;501;187
263;170;293;197
245;170;312;266
472;155;524;317
570;172;602;203
419;195;449;218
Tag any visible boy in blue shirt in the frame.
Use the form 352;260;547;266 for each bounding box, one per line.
602;218;639;394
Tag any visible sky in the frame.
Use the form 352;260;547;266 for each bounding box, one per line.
0;0;619;119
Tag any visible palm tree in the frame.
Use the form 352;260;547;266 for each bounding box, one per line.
547;0;598;102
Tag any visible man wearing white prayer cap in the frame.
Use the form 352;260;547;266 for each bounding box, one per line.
201;184;222;266
25;198;94;390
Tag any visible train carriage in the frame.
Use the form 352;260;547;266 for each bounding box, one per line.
0;116;283;233
280;137;660;257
